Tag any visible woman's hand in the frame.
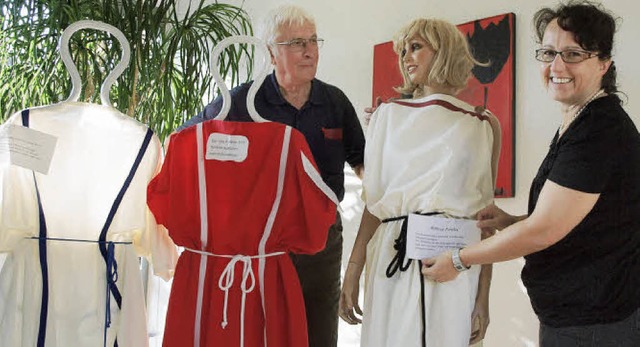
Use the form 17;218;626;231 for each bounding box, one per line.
364;96;383;125
475;203;518;233
421;250;459;283
339;262;364;324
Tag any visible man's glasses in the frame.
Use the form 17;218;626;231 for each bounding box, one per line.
535;48;599;63
274;38;324;51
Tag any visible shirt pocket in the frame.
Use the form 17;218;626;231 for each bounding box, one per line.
321;127;343;141
321;127;344;174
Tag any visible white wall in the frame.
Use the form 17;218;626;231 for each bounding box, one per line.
187;0;640;346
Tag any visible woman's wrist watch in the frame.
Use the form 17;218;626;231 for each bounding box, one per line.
452;248;470;272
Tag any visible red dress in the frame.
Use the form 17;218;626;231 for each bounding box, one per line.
147;120;337;347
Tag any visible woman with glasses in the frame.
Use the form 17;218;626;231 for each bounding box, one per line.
424;2;640;345
340;18;501;346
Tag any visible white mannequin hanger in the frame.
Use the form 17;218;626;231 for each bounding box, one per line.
210;35;270;123
58;20;131;107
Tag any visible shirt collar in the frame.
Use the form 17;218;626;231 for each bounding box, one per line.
264;71;326;106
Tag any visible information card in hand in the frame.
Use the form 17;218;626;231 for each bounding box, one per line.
406;214;480;259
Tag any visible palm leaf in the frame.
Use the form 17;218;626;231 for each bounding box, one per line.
0;0;254;141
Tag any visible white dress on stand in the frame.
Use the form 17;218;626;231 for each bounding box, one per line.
361;94;495;347
0;102;177;347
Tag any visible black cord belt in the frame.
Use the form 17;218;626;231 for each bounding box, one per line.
382;212;441;278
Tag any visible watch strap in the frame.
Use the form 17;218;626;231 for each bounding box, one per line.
452;248;470;272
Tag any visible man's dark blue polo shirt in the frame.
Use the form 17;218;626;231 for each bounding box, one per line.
181;72;365;201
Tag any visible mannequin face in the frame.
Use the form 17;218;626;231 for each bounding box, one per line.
401;35;435;87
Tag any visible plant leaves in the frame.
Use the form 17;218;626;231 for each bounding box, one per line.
0;0;254;141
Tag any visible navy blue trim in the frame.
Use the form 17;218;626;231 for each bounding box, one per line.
23;109;49;347
418;260;426;347
22;109;153;347
28;236;131;245
98;128;152;308
97;128;153;347
104;241;116;347
21;109;29;127
35;176;49;347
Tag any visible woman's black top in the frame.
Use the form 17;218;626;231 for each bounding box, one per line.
524;95;640;327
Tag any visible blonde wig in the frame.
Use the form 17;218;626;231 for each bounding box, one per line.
394;18;483;96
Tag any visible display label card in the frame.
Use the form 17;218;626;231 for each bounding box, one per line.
205;133;249;162
406;214;480;260
0;124;57;174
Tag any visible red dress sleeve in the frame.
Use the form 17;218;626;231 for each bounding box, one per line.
275;128;337;254
147;135;174;230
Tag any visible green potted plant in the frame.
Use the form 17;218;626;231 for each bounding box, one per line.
0;0;254;140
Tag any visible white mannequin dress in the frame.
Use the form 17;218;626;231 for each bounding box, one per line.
0;102;177;347
361;94;495;347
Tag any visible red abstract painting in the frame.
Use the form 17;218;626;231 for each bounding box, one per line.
372;13;516;197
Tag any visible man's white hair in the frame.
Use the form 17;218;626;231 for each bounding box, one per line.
262;4;316;45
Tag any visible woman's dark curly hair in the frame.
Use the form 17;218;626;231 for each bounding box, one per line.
533;1;620;97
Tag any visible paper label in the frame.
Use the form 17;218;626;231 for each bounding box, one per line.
406;214;480;259
0;125;57;174
205;133;249;162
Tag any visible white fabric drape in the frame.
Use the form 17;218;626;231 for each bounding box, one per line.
361;94;495;347
0;102;177;347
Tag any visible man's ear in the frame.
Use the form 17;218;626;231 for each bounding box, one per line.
268;46;277;65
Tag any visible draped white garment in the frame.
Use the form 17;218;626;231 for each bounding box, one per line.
0;102;177;347
361;94;495;347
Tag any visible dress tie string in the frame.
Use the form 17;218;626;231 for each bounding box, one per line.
218;255;255;347
184;247;284;347
104;242;118;346
382;216;411;278
381;212;441;278
27;237;131;347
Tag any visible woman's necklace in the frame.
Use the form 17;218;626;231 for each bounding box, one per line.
558;89;605;135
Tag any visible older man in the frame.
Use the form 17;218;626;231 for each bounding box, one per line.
181;5;365;347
